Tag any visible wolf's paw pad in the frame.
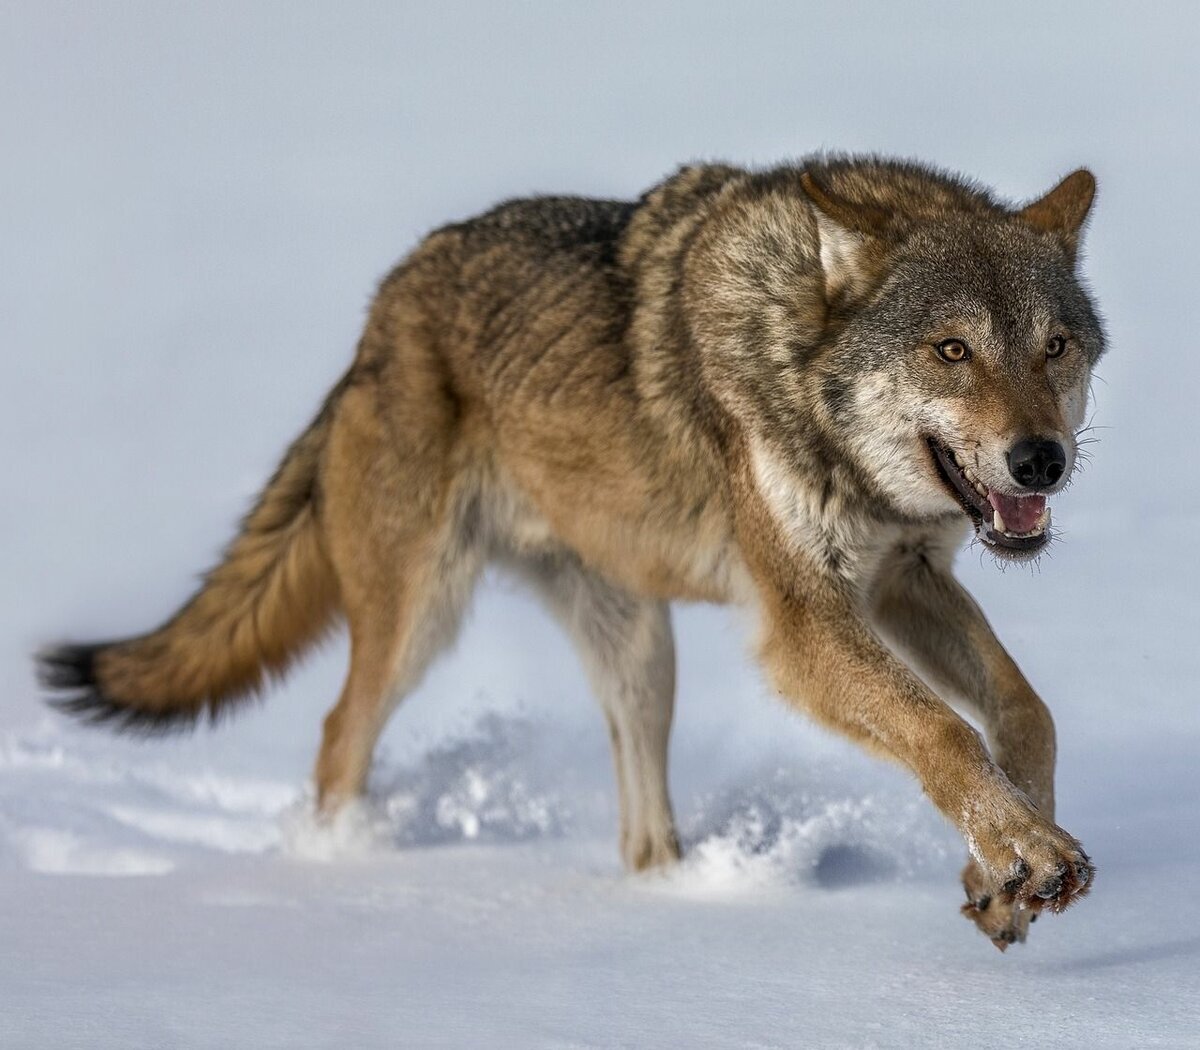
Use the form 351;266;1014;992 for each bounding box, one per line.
996;848;1093;913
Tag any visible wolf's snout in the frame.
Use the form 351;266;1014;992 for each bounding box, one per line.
1006;438;1066;490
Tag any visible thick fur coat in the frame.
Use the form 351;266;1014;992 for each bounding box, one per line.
41;156;1105;949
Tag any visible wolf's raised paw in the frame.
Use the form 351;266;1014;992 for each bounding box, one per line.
965;799;1094;917
960;844;1093;950
994;846;1094;913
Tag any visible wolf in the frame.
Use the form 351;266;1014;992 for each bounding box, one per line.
39;156;1104;949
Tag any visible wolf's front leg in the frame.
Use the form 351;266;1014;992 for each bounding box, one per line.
870;549;1057;817
750;565;1091;944
869;549;1093;946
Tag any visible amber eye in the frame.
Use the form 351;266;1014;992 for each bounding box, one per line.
1046;334;1068;359
935;338;971;363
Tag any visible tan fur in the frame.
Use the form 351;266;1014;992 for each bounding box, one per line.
70;398;341;725
42;156;1105;949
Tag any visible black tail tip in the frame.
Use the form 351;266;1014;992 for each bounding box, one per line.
37;643;103;693
36;642;194;735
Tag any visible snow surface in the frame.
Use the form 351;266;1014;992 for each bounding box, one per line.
2;3;1199;1047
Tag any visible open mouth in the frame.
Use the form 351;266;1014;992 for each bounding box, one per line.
927;438;1052;555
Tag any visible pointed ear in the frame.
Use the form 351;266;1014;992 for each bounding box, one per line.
1018;169;1096;261
799;172;889;302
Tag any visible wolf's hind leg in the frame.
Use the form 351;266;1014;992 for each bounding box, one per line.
517;554;679;871
313;384;484;812
314;539;480;812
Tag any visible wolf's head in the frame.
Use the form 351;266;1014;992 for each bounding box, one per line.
664;157;1107;561
686;158;1105;562
795;162;1104;558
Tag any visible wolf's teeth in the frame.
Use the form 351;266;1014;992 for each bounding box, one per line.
993;508;1007;533
1034;507;1051;533
974;482;988;498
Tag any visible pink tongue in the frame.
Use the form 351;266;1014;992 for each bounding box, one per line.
987;491;1046;533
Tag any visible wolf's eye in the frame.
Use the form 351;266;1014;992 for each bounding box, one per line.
935;338;971;363
1046;334;1067;359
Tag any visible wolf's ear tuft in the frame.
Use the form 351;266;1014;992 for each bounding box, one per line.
1018;169;1096;262
800;172;888;302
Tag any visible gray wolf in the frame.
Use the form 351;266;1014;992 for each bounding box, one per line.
39;156;1104;949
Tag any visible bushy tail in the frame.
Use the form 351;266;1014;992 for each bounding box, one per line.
38;394;343;732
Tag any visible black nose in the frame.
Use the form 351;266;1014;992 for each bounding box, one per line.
1007;438;1067;489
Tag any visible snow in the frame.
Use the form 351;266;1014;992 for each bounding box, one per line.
2;2;1199;1047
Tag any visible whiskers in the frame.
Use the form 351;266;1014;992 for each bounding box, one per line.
1065;412;1107;486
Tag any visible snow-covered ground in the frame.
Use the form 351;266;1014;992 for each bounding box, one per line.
2;3;1198;1047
